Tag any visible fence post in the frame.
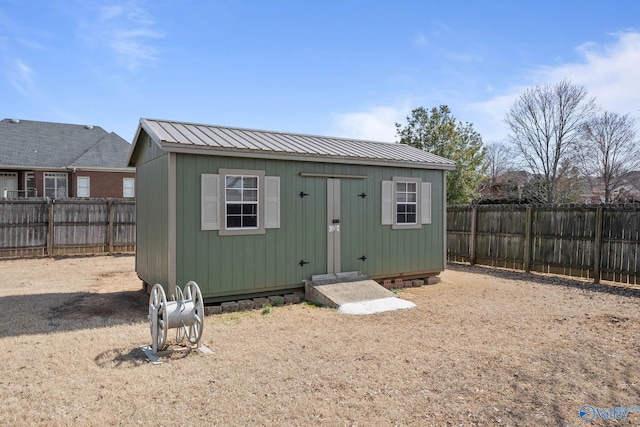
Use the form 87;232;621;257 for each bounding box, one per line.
593;206;604;284
46;199;54;256
523;206;532;272
108;200;114;255
469;206;477;265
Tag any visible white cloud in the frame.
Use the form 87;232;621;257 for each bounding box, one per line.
539;31;640;114
7;58;38;98
464;92;522;143
332;32;640;146
413;32;428;48
412;22;452;50
80;0;164;70
468;31;640;143
331;106;409;142
444;52;482;63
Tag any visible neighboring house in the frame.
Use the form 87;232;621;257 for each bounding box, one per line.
127;118;456;302
0;118;135;198
579;172;640;203
479;171;532;203
479;170;640;204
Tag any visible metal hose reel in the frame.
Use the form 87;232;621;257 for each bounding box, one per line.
148;281;204;354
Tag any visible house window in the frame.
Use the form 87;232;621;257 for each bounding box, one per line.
44;173;68;198
123;178;135;198
25;172;35;197
77;177;90;197
396;182;417;224
225;175;258;229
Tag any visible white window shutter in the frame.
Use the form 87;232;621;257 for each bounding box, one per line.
381;180;393;225
264;176;280;229
421;182;432;224
201;174;220;230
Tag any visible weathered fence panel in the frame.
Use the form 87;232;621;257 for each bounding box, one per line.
447;206;472;263
600;208;640;284
0;198;135;258
448;205;640;285
529;206;597;279
475;205;527;270
0;200;48;257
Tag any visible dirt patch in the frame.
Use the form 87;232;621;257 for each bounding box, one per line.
50;290;148;321
1;256;639;426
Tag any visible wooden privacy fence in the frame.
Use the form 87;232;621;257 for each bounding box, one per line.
0;198;135;258
448;204;640;285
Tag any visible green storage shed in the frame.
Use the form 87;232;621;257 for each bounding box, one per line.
127;118;456;302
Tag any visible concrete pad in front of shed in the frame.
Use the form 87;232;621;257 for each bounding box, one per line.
338;297;416;315
305;279;415;314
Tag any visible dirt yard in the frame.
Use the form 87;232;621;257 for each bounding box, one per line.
1;255;639;426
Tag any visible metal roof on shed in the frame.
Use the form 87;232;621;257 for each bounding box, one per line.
131;118;456;170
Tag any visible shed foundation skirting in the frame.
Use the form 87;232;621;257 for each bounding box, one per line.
168;273;443;316
203;292;305;316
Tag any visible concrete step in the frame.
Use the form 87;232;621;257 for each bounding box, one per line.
305;275;416;314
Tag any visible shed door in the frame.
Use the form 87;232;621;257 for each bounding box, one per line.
326;178;368;275
340;178;368;274
302;176;367;277
298;176;327;280
327;178;341;273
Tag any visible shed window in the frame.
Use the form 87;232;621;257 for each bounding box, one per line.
225;175;259;229
201;170;280;235
396;182;417;224
382;177;432;229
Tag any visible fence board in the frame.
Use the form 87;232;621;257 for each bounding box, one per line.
0;198;135;258
448;205;640;285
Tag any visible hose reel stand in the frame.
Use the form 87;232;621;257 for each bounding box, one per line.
148;281;204;355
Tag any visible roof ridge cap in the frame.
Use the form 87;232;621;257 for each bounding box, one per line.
67;133;110;165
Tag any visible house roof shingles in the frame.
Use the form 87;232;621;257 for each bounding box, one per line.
134;118;456;170
0;118;132;170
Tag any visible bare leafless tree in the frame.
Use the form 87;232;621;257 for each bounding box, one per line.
484;142;514;186
477;142;516;202
505;80;597;204
577;111;639;203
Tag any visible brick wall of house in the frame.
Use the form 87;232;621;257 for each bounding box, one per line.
22;170;135;198
71;171;136;198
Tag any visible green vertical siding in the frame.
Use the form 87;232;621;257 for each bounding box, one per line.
135;154;169;287
172;154;445;300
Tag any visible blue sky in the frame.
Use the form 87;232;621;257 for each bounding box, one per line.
1;0;639;145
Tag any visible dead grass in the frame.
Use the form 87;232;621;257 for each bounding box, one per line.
1;256;639;426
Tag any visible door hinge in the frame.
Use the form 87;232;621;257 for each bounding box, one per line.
358;255;367;261
299;259;310;267
299;191;309;198
358;193;367;198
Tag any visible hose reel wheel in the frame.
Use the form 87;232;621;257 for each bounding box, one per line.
148;281;204;354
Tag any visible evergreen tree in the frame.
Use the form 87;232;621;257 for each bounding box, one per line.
396;105;486;205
